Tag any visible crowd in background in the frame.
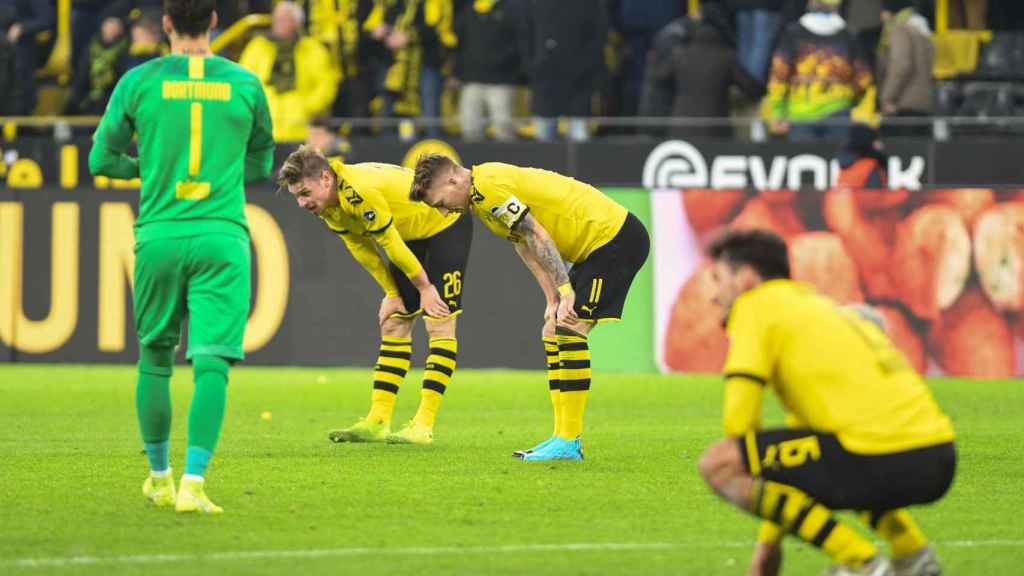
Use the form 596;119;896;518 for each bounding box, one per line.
1;0;1023;142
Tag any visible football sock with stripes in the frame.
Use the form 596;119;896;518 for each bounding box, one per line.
413;338;457;428
543;336;561;437
556;327;590;440
366;337;412;425
752;480;878;568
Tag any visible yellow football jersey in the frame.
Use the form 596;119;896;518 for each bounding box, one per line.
469;163;628;263
320;160;458;240
723;280;955;455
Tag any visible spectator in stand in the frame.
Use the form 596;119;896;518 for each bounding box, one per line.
613;0;685;116
520;0;608;141
239;1;339;142
65;15;129;115
878;0;934;138
71;1;109;77
766;0;873;141
378;0;456;139
0;0;55;115
332;0;381;130
122;9;164;71
726;0;783;83
844;0;883;67
306;116;353;162
838;123;888;188
0;5;25;115
453;0;525;142
638;13;694;121
65;10;164;117
651;2;765;139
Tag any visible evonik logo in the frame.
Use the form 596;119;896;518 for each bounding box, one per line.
641;140;925;191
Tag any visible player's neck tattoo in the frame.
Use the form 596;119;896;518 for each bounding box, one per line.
178;47;212;56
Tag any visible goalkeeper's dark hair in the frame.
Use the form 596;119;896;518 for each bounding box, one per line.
277;145;331;191
410;154;457;201
164;0;215;38
707;229;791;280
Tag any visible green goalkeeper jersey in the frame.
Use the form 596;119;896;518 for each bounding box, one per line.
89;54;275;243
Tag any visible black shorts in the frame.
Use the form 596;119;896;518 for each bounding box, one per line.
570;212;650;322
738;429;957;512
388;214;473;319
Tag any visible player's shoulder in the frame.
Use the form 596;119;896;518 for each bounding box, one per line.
472;163;522;194
114;55;168;89
207;56;263;87
734;280;804;321
473;162;519;180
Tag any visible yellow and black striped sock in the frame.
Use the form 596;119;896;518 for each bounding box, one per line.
860;509;928;560
543;336;561;437
365;337;412;424
753;480;878;568
556;327;590;440
413;338;457;428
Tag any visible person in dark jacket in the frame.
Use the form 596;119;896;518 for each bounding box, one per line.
0;0;55;114
651;3;765;139
65;15;129;115
454;0;525;141
519;0;608;141
838;123;888;188
612;0;685;116
0;4;25;115
726;0;783;83
638;15;694;119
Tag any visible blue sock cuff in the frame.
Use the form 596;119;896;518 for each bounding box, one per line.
184;446;214;478
143;440;170;472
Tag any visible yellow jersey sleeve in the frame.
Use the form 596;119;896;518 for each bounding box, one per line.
338;182;395;235
341;161;457;240
470;163;628;263
340;232;400;296
470;166;530;233
374;224;424;279
722;376;764;437
723;295;774;383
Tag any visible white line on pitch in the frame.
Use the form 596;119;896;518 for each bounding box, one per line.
7;540;1024;569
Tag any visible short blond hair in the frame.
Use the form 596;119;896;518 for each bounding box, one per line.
276;144;330;191
410;154;457;201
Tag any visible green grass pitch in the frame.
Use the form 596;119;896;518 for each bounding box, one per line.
1;365;1022;575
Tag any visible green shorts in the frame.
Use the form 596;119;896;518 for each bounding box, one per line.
133;234;251;360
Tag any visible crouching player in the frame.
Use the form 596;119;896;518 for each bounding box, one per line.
698;229;956;576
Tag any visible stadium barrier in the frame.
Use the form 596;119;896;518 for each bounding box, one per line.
1;137;1022;376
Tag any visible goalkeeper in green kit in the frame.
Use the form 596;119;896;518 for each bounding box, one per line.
88;0;274;513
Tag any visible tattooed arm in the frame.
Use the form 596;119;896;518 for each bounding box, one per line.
514;213;577;322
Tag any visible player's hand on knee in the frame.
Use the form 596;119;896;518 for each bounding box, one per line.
556;290;578;323
419;285;451;319
378;296;408;326
544;299;559;324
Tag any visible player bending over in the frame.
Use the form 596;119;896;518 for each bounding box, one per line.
277;146;471;445
411;155;650;461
